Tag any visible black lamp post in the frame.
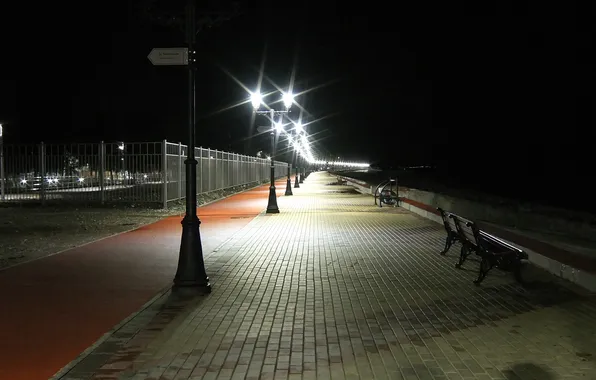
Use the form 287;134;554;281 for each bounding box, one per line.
285;128;294;196
174;0;210;291
294;152;300;189
145;0;240;292
251;90;294;213
293;123;305;188
266;110;280;213
284;162;293;196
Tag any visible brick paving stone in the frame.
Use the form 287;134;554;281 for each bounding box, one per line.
60;172;596;380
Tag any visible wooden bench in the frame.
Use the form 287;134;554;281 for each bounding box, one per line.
437;207;529;285
437;207;470;255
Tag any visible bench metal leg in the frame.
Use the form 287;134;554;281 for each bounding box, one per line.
495;254;526;285
455;245;471;268
474;256;494;285
440;234;456;255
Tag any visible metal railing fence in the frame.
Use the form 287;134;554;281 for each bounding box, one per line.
0;140;288;208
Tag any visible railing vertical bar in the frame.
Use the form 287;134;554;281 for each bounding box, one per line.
162;139;167;209
100;141;105;204
39;142;45;205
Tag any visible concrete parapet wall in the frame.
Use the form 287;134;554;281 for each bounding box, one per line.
339;176;373;195
399;187;596;243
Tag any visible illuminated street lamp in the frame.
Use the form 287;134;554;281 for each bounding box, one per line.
300;135;310;182
250;92;262;110
117;142;127;184
251;89;294;212
282;129;293;197
279;95;295;196
291;123;303;188
274;121;283;134
293;123;307;184
282;92;294;109
270;120;295;195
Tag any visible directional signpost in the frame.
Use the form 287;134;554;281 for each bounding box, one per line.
147;48;189;66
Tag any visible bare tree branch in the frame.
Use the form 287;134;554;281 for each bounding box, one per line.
136;0;242;34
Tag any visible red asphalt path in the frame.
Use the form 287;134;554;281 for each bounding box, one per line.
0;179;291;380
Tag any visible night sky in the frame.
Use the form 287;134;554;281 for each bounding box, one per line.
1;1;594;195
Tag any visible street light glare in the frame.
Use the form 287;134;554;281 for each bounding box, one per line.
282;92;294;109
295;122;304;134
302;139;309;147
275;122;283;133
251;92;262;110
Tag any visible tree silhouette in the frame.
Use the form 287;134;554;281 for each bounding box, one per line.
136;0;242;34
63;151;80;177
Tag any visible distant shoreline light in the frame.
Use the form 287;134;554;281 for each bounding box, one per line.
310;160;369;168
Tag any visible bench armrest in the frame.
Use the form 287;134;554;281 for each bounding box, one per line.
479;230;527;257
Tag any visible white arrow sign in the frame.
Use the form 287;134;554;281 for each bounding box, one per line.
148;48;189;66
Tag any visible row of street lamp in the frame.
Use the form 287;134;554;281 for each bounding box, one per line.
161;0;369;291
250;90;312;213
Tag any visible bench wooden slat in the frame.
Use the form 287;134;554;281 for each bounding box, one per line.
460;225;477;247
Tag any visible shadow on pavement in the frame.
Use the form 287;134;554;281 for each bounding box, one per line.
58;286;211;379
502;363;557;380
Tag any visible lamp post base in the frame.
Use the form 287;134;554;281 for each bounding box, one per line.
266;185;280;213
285;178;293;196
174;215;211;291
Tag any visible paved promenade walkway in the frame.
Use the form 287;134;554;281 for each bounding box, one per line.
56;172;596;380
0;177;291;380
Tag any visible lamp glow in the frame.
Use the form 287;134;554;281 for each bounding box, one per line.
282;92;294;109
295;122;304;134
251;92;262;110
